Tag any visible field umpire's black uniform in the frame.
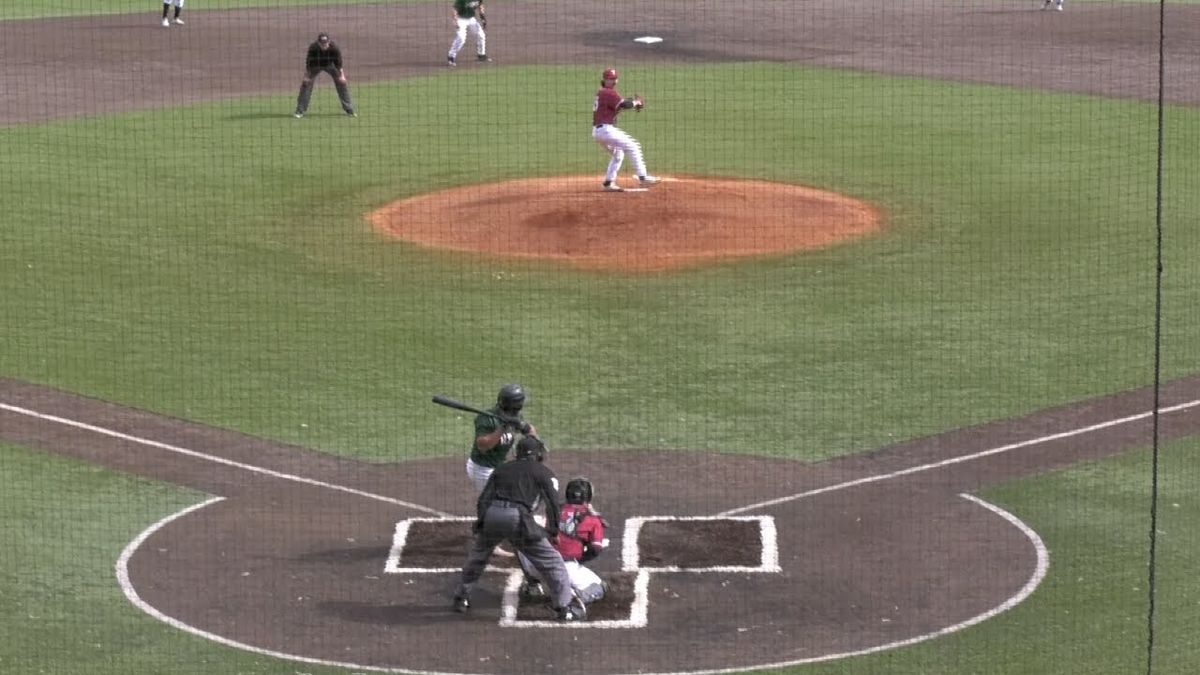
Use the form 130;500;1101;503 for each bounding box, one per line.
294;33;356;118
453;437;582;620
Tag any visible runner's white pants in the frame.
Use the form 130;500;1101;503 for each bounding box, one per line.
449;17;486;58
593;124;648;183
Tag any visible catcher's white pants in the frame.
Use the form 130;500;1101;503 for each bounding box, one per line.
465;458;494;492
520;556;605;601
593;124;649;184
449;17;486;58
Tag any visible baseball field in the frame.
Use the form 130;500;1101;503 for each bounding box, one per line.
2;0;1199;673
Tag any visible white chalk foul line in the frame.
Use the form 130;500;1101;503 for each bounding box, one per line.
719;398;1200;517
0;402;451;518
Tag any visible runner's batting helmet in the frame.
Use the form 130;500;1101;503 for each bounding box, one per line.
497;384;527;413
565;477;593;504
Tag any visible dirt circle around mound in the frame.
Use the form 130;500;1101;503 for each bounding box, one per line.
368;176;882;271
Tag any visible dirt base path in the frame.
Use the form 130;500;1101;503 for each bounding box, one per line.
3;0;1198;125
3;376;1200;673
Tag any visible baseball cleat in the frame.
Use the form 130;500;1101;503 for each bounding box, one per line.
637;175;662;186
346;110;358;117
447;56;457;67
173;17;185;25
519;580;547;601
602;181;624;192
293;112;304;118
477;54;492;62
452;595;470;614
556;600;586;622
161;18;170;26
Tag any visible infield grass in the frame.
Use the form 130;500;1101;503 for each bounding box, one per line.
2;65;1198;464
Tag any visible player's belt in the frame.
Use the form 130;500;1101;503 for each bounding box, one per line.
491;500;525;510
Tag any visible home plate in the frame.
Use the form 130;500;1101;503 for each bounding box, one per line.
634;36;663;44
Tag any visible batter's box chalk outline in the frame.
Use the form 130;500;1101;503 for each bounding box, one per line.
498;569;652;629
621;515;781;573
385;516;511;574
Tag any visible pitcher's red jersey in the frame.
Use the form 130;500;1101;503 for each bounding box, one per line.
593;87;624;127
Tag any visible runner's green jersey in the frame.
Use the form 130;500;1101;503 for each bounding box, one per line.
454;0;483;19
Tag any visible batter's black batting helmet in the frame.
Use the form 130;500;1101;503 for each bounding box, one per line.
565;477;593;504
514;436;547;462
497;383;527;413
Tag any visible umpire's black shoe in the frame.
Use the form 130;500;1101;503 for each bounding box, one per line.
452;595;470;614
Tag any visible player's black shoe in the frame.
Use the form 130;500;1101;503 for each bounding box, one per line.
519;579;546;602
556;603;586;622
452;595;470;614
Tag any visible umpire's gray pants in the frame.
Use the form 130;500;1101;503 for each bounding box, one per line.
456;505;573;610
295;65;355;115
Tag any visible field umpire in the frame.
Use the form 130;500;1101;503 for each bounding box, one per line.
294;33;357;118
452;437;586;621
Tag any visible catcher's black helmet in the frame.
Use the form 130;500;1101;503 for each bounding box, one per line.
565;477;593;504
497;383;527;413
514;436;547;462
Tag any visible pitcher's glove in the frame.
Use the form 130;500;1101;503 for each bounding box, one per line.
632;94;645;112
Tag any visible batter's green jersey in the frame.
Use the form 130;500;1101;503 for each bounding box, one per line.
469;407;521;468
453;0;483;19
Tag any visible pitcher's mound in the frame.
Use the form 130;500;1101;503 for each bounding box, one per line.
368;176;882;272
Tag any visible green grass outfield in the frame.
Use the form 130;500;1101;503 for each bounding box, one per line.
2;65;1198;463
2;439;1196;675
1;0;426;21
6;0;1200;21
5;0;1198;22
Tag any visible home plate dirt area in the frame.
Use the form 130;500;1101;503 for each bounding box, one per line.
4;377;1200;673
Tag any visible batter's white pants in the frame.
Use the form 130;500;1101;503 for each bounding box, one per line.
449;17;487;59
465;458;493;492
593;124;649;184
163;0;184;7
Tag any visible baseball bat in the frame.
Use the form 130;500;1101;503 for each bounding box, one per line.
431;395;523;427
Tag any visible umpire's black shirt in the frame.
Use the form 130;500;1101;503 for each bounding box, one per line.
306;41;344;70
477;458;562;533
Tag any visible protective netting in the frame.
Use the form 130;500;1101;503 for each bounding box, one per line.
0;1;1197;673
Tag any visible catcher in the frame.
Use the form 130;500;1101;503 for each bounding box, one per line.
518;476;609;607
592;68;660;192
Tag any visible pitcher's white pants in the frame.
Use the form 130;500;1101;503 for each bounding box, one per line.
593;124;648;183
449;17;486;58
